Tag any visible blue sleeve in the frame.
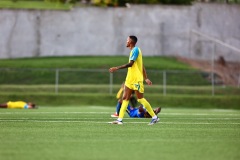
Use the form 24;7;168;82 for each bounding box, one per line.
137;107;146;118
24;104;28;109
137;112;144;118
130;47;139;61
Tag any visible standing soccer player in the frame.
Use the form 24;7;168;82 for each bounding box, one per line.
109;35;159;125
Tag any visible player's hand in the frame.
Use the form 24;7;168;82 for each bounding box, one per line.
145;78;152;85
109;67;118;73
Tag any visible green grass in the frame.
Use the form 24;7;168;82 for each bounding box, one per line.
0;56;239;109
0;56;210;85
1;84;240;95
0;0;72;10
0;56;191;70
0;106;239;160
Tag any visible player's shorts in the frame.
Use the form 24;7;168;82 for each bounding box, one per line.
125;81;144;93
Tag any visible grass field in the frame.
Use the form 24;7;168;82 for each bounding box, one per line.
0;0;72;10
0;56;239;108
0;106;239;160
0;56;191;70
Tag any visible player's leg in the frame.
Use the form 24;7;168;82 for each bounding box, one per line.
154;107;161;115
0;103;8;108
137;96;159;125
118;86;132;120
112;86;132;124
144;107;161;118
135;92;156;118
138;99;159;124
111;100;121;117
134;82;159;125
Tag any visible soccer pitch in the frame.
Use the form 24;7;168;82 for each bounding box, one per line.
0;107;239;160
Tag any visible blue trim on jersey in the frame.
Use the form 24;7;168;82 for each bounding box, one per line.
24;104;28;109
130;47;139;61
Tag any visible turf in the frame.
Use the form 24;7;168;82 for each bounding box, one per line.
0;56;210;85
0;106;239;160
0;56;191;70
0;1;72;10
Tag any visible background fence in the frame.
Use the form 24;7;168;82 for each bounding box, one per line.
0;68;239;96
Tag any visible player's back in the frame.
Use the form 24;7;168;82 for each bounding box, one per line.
7;101;27;109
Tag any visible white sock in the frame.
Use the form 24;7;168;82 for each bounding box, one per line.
117;118;122;121
152;116;157;119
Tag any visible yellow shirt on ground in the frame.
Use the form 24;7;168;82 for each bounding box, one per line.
7;101;28;109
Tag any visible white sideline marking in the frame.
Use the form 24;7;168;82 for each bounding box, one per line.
0;112;239;116
0;119;240;125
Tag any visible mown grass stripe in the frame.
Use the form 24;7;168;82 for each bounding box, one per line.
1;119;240;125
0;112;239;116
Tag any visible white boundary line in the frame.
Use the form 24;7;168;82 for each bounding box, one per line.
0;112;239;116
0;119;240;125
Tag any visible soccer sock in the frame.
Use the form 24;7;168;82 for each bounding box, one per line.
116;101;122;115
117;100;129;120
138;98;156;118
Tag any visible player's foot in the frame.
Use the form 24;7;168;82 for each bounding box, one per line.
111;113;119;118
148;117;160;125
111;120;123;125
154;107;161;115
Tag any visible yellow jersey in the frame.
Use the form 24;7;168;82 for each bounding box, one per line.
7;101;28;109
125;47;143;84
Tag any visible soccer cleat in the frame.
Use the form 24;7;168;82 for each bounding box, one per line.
111;120;123;125
111;113;119;118
148;117;160;125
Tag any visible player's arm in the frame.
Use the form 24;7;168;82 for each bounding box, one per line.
143;65;152;85
138;105;145;113
109;60;134;73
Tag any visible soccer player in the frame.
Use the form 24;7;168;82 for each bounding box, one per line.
0;101;36;109
109;35;159;125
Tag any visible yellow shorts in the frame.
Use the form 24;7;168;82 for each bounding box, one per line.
125;81;144;93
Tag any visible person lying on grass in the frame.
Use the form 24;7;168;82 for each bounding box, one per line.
0;101;36;109
127;105;161;118
111;82;161;118
111;103;161;118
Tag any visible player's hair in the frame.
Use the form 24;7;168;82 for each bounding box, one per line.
32;103;36;108
129;35;138;44
28;102;36;109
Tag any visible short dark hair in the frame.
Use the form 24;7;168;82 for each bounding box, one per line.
28;102;36;109
129;35;138;44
